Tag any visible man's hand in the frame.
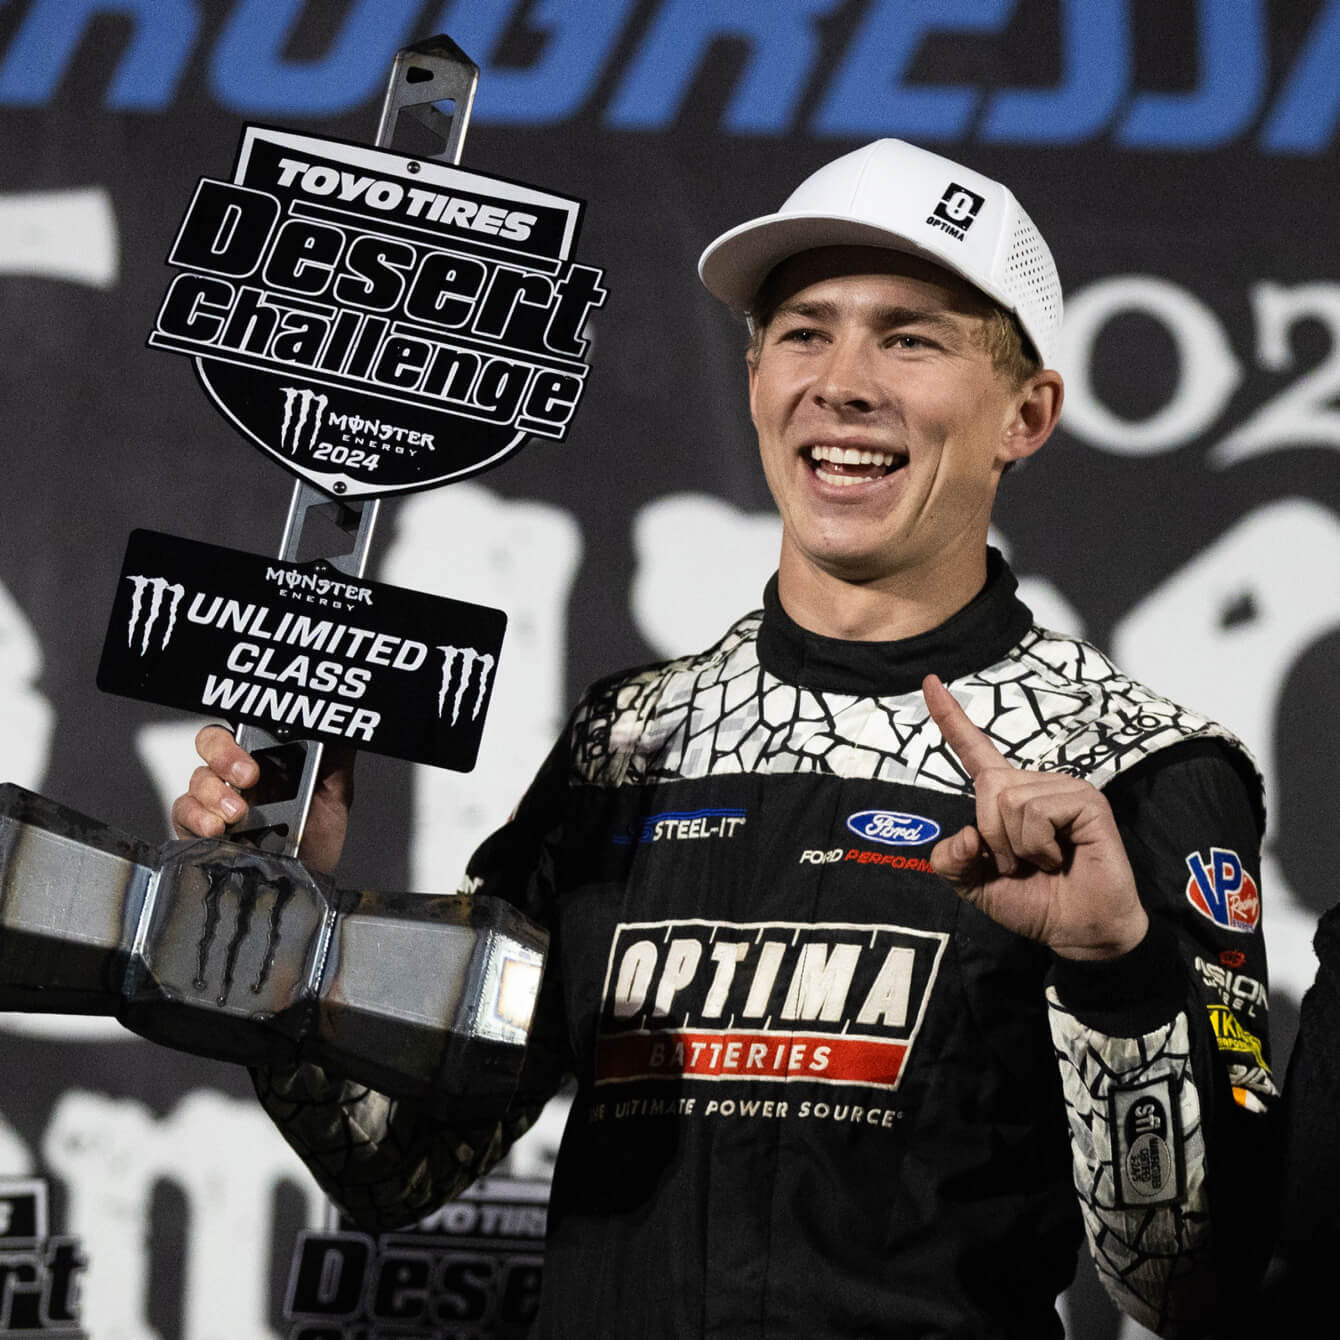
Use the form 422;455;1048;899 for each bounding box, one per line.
922;674;1148;961
170;724;353;877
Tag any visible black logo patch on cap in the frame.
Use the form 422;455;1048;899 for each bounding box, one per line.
929;183;985;240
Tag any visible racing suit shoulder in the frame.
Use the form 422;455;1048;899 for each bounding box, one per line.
993;623;1261;797
569;608;764;787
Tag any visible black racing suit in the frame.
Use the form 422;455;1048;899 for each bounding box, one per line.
256;555;1273;1338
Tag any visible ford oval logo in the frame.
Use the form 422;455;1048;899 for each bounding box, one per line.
846;810;941;847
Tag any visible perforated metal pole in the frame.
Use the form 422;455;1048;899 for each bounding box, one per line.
233;36;480;855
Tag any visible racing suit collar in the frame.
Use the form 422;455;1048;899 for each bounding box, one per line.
757;548;1033;696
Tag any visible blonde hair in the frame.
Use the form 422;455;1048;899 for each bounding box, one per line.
978;305;1041;388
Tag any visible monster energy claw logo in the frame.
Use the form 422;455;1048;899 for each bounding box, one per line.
195;861;298;1007
437;645;496;725
125;574;185;654
280;386;328;456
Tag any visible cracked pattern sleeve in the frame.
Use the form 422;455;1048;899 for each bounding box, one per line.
251;729;578;1231
251;1062;540;1229
1048;985;1211;1333
1048;739;1272;1337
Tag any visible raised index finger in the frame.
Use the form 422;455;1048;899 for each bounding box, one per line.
922;674;1013;779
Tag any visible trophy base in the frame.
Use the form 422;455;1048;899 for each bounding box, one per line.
0;784;153;1013
0;783;546;1113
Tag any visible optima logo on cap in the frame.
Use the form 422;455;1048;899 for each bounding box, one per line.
928;182;985;240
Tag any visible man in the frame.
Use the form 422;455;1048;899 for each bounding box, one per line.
175;140;1272;1337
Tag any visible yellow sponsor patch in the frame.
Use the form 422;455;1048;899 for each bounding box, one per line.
1207;1003;1271;1074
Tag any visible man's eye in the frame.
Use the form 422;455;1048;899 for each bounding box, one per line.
891;333;931;349
778;326;821;344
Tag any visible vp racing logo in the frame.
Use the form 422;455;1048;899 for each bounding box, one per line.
845;810;940;846
595;919;947;1092
1185;847;1260;933
125;574;185;654
436;645;495;725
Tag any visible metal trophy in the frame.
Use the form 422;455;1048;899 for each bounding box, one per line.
0;36;606;1121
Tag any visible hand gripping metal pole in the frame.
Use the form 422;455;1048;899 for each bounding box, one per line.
234;35;480;856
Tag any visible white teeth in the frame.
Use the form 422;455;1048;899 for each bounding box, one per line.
808;444;897;467
814;467;867;487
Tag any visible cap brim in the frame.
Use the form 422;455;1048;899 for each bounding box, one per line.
698;212;1015;320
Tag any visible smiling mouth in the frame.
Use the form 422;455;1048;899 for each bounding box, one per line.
806;444;907;488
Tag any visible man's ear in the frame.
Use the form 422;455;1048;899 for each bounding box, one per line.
1000;370;1064;466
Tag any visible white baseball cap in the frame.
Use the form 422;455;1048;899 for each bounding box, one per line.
698;138;1062;367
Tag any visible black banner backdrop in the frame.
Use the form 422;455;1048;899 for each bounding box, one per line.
0;2;1336;1336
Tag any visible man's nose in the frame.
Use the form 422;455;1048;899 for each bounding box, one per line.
812;338;885;412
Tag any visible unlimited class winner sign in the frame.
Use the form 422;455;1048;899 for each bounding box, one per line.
148;126;607;497
98;530;506;771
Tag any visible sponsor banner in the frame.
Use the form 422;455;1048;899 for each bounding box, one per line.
595;919;947;1092
0;1178;88;1336
97;529;505;770
285;1177;546;1340
1184;847;1260;933
148;126;607;497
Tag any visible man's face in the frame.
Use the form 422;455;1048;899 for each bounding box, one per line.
747;246;1039;593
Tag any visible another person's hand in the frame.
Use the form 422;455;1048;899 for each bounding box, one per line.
170;724;353;876
922;674;1148;962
